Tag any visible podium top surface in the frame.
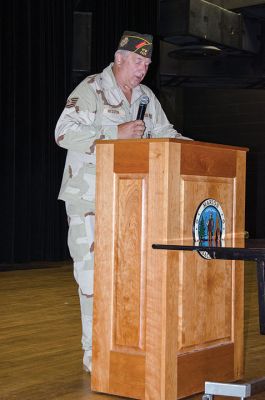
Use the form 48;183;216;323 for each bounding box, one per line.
95;138;248;152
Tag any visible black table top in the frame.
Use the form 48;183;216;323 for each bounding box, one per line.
152;239;265;261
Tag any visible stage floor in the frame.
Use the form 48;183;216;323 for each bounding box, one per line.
0;262;264;400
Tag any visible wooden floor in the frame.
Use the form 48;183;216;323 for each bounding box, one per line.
0;262;265;400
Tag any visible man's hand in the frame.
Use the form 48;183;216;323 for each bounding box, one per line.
118;120;145;139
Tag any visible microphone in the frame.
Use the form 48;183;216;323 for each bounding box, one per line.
136;95;149;120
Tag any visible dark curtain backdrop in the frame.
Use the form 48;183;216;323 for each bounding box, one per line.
2;0;262;262
1;0;74;263
1;0;159;263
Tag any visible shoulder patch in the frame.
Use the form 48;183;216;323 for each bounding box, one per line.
66;97;79;110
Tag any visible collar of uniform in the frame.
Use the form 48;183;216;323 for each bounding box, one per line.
101;63;119;90
101;63;146;105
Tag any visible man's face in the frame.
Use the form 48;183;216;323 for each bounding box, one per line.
119;52;151;89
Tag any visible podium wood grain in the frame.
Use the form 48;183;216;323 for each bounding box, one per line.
92;139;247;399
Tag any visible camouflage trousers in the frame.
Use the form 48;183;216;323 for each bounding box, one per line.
66;201;95;354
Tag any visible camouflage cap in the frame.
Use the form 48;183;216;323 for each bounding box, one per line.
117;31;153;58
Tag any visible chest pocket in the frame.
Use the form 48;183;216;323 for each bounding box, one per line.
102;105;126;124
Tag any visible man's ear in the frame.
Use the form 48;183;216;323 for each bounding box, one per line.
116;53;122;66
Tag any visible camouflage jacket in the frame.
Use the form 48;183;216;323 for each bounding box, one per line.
55;63;187;208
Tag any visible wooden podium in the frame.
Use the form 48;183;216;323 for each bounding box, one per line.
91;138;247;400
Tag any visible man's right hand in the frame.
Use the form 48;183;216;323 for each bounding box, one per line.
117;120;145;139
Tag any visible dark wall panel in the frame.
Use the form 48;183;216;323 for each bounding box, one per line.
74;0;159;91
183;88;265;238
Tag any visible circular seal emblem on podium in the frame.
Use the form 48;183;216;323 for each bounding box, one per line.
193;198;226;259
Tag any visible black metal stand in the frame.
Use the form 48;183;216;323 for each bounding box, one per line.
257;260;265;335
152;239;265;399
152;239;265;335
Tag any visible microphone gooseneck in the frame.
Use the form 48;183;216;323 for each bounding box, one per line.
136;95;149;120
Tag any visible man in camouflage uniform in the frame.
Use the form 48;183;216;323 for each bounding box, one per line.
55;30;190;373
